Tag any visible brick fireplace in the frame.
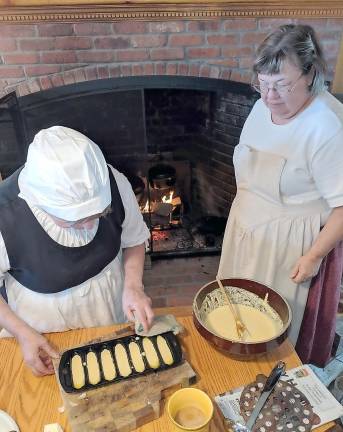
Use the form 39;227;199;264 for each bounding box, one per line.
0;18;342;98
0;16;342;307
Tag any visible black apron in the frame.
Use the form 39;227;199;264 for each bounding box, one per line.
0;167;125;294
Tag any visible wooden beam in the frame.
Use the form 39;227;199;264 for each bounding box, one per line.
332;35;343;94
0;1;342;22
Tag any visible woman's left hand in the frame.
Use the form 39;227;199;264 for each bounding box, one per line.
290;254;322;284
122;284;154;332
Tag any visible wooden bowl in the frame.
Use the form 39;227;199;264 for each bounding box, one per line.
192;278;292;356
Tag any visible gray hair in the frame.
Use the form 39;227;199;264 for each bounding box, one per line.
253;24;326;95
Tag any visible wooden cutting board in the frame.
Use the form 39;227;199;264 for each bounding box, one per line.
53;326;197;432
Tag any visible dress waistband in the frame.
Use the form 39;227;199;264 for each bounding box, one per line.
235;190;330;218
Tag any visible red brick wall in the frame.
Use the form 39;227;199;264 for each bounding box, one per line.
0;18;342;97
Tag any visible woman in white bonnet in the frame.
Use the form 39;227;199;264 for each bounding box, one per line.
0;126;153;376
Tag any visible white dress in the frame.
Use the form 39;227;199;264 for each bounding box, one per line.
0;165;150;337
218;91;343;344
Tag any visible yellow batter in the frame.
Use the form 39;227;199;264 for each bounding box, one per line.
86;351;101;385
101;349;117;381
142;338;160;369
205;304;282;342
156;336;174;365
114;344;132;377
129;342;145;373
71;354;85;389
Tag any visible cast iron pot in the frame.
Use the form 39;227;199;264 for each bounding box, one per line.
127;174;145;204
148;163;176;190
193;278;292;357
127;174;145;196
195;215;227;236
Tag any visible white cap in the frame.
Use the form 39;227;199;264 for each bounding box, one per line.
18;126;111;221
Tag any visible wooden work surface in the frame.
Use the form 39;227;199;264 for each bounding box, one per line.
0;306;335;432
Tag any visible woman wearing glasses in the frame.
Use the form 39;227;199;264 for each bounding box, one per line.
0;126;153;375
218;24;343;366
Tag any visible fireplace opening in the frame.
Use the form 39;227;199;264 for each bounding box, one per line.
134;157;227;257
0;76;257;258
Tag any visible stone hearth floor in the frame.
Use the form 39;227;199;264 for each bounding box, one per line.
309;314;343;386
310;314;343;425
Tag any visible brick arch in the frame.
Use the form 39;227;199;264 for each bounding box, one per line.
11;61;253;98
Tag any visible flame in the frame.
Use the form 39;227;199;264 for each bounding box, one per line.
140;190;175;213
162;191;174;203
141;200;150;213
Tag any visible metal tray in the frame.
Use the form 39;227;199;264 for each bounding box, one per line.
58;331;183;393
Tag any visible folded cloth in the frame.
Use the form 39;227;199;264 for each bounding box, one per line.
135;314;184;336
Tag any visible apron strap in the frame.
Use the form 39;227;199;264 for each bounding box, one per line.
0;283;8;303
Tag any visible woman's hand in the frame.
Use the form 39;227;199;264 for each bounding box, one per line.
122;243;154;332
290;253;322;284
16;327;60;376
122;284;154;332
291;206;343;284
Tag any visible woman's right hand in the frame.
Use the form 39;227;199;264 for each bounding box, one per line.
290;253;322;284
16;327;60;376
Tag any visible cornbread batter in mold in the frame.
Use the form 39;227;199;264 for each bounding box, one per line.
71;354;85;389
156;336;174;365
101;349;117;381
114;344;132;377
86;351;101;385
129;342;145;373
142;337;160;369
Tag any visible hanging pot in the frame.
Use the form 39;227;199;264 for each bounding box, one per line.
148;164;176;190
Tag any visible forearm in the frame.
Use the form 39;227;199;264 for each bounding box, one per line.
122;243;153;329
307;206;343;260
122;243;146;289
0;296;32;338
0;296;59;375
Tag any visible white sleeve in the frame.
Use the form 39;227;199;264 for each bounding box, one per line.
109;166;150;248
0;231;10;286
311;128;343;208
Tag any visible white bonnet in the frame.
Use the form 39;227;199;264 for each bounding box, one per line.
18;126;111;221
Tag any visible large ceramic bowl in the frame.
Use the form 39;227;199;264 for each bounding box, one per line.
193;278;292;356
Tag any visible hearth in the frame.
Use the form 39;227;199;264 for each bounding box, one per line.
133;157;227;257
0;75;257;258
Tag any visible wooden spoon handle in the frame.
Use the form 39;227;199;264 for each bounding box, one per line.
216;276;246;338
216;277;238;317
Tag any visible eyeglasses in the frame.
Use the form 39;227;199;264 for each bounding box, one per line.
52;205;112;228
61;215;99;228
252;72;304;96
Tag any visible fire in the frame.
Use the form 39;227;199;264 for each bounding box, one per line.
141;200;150;213
140;190;177;214
162;191;174;203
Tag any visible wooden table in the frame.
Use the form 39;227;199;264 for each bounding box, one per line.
0;306;335;432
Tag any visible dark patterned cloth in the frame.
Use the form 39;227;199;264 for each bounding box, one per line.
296;241;343;367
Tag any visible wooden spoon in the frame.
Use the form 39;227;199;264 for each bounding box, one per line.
216;276;247;340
